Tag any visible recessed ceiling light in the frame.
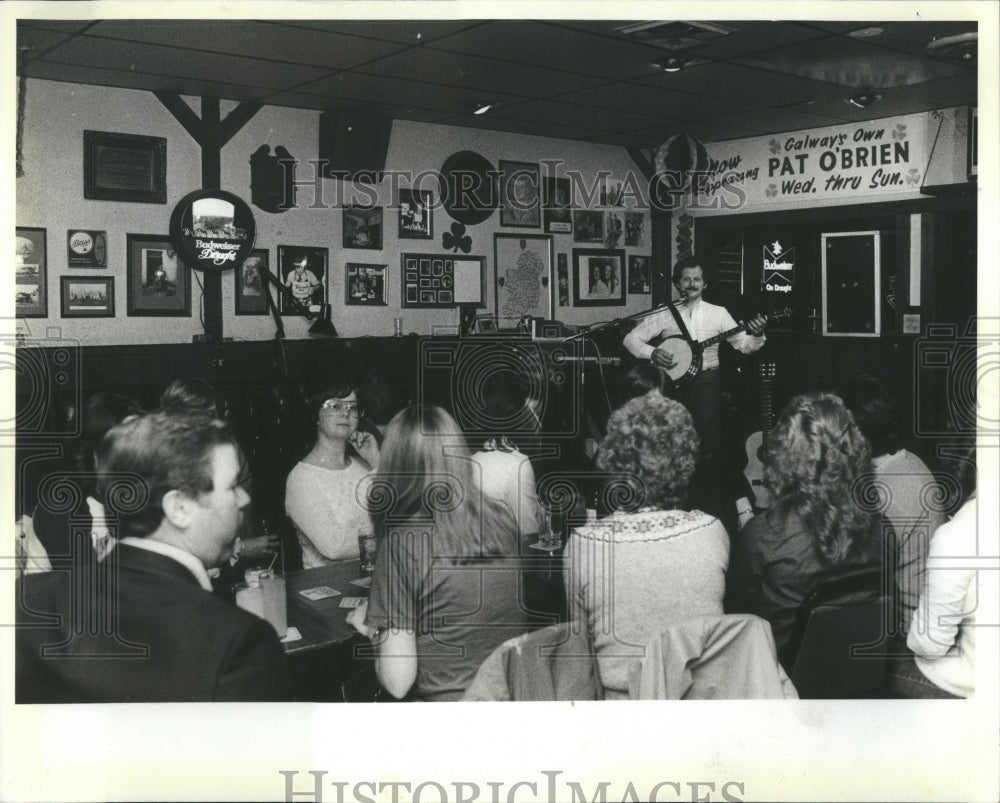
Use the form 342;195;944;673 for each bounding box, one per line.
653;56;687;73
846;93;882;109
848;26;884;39
472;102;494;115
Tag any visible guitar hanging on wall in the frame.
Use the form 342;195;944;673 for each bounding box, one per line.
650;306;793;385
743;361;777;510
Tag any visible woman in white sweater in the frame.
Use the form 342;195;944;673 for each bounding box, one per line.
285;383;378;567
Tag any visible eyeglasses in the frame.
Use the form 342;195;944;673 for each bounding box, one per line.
320;400;363;417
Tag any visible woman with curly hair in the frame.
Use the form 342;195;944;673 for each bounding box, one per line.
564;391;730;697
725;392;885;656
347;405;532;700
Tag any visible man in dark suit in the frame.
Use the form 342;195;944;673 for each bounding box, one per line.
16;411;290;702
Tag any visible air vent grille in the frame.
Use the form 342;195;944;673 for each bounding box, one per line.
615;20;735;51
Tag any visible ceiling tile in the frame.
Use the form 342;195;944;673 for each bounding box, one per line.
706;107;846;135
634;62;849;105
557;82;747;121
87;20;408;70
445;112;608;145
280;20;482;46
628;120;761;145
17;26;83;62
881;74;978;107
490;99;664;133
300;72;526;114
863;21;978;57
352;47;606;97
677;21;829;60
735;35;967;88
37;35;333;90
428;20;664;81
24;59;266;103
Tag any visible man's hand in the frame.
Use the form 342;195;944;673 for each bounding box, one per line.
745;314;767;337
651;347;676;370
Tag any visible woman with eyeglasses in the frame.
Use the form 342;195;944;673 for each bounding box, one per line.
285;382;377;567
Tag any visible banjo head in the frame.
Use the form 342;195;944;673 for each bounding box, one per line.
658;336;695;381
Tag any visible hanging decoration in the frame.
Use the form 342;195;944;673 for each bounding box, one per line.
442;221;472;253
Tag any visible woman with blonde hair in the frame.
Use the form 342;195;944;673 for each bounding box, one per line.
726;392;886;656
347;405;532;700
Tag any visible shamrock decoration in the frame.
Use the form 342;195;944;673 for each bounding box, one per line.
892;124;907;141
765;183;779;198
442;221;472;253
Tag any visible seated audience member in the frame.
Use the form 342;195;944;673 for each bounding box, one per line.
359;365;413;448
16;411;290;702
725;392;886;657
159;378;266;555
285;382;376;567
891;444;979;698
564;392;730;697
347;405;532;701
839;376;946;636
31;391;140;564
470;369;543;542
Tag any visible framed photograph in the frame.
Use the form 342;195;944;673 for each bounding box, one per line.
572;248;626;307
345;263;388;306
557;253;569;307
343;206;383;250
494;233;553;323
398;189;433;240
83;130;167;204
573;210;604;244
500;160;540;228
67;229;108;268
235;249;269;316
604;211;624;248
60;276;114;318
628;255;652;294
126;234;192;317
401;252;484;309
624;212;646;248
600;176;627;207
542;176;572;234
15;227;47;318
277;246;328;315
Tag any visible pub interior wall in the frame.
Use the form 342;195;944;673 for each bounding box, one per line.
16;78;652;347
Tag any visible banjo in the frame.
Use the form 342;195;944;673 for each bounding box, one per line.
650;306;793;384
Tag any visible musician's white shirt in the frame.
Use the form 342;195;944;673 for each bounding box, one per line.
623;299;765;371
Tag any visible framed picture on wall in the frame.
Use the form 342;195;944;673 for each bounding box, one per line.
573;210;604;244
67;229;108;268
345;263;388;306
500;160;541;228
572;248;626;307
398;189;433;239
543;176;572;234
343;205;383;249
61;276;114;318
557;253;569;307
83;130;167;204
15;226;47;318
628;255;652;294
126;234;191;317
401;252;484;308
277;245;328;315
235;249;269;316
494;233;553;322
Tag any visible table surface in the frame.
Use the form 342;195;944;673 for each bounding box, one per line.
284;560;369;655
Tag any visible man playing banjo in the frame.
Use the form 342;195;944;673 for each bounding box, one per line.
623;257;767;466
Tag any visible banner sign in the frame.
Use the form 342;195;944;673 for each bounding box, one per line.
696;109;952;211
